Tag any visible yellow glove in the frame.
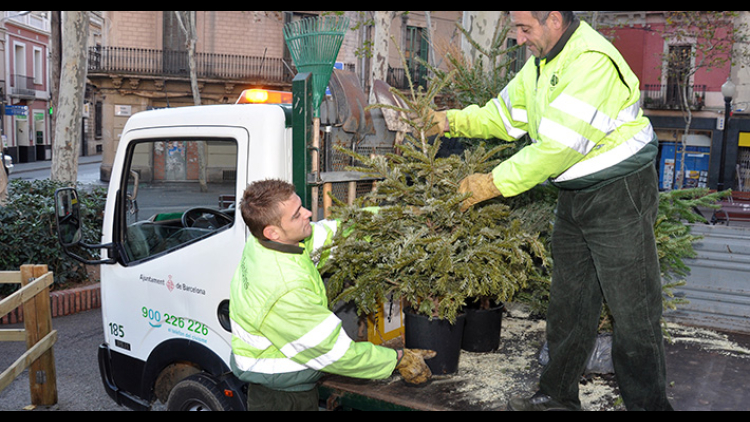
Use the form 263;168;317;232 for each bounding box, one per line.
458;173;502;212
421;110;448;138
396;349;437;384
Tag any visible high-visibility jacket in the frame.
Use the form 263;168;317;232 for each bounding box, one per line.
229;220;397;392
447;19;657;197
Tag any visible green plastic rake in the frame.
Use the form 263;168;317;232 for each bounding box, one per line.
283;15;349;118
283;15;349;220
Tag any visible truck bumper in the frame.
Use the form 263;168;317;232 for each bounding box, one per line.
98;343;151;411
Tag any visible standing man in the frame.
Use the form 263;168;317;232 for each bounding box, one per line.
433;11;672;411
229;179;434;411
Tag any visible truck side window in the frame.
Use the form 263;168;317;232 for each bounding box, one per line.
122;139;238;263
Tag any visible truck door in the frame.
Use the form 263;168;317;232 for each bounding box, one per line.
101;127;248;387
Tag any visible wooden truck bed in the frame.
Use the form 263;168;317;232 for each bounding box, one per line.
318;312;622;411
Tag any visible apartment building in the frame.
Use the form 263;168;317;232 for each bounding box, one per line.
599;11;750;191
88;11;462;181
0;11;50;164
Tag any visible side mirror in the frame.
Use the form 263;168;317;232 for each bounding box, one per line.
55;187;82;246
53;187;117;265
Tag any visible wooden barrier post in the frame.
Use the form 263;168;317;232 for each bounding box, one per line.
20;264;58;406
323;183;333;218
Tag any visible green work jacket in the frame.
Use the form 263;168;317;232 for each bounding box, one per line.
447;19;657;197
229;220;397;392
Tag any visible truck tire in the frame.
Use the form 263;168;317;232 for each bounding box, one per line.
166;373;235;411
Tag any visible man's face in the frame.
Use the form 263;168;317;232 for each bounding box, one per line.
510;11;562;58
268;193;312;245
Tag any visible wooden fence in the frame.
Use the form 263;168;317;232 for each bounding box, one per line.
0;265;58;406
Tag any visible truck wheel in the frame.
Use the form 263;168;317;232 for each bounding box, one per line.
166;373;234;411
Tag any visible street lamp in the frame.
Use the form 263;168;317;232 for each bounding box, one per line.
0;11;31;23
718;77;737;191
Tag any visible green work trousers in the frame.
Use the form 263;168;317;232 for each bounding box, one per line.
246;383;319;411
539;164;673;411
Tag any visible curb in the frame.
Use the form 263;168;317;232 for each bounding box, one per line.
0;283;101;325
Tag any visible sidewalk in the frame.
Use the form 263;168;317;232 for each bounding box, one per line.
9;154;103;175
1;154;106;325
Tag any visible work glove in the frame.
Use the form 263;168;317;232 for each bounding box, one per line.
458;173;502;212
416;110;448;138
396;348;437;384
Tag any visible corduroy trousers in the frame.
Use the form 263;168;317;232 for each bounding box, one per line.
539;164;673;411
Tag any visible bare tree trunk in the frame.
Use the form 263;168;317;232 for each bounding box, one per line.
51;11;89;183
424;11;434;68
369;11;395;105
174;11;207;192
676;75;694;190
50;12;61;154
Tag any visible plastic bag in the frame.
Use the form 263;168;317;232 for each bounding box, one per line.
538;333;614;375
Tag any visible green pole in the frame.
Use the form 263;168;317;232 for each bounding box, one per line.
292;72;312;210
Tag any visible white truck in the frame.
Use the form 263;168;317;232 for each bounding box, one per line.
54;72;397;410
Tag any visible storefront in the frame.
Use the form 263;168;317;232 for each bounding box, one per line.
657;134;711;190
5;102;49;163
649;114;750;192
736;132;750;191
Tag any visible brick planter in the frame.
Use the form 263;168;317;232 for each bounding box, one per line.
0;283;101;325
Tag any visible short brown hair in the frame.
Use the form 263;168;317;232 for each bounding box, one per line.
240;179;296;240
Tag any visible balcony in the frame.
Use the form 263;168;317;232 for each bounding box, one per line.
387;65;428;90
643;84;706;111
11;74;39;99
88;46;292;85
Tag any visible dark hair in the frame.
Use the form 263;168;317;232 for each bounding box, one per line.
240;179;296;240
531;11;575;26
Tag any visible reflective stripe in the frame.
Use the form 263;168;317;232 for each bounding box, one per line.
538;117;595;155
550;93;616;135
500;87;528;123
232;352;308;374
617;102;640;125
553;124;654;182
303;328;352;370
280;313;342;358
550;93;642;136
231;320;272;350
493;89;528;139
543;94;647;160
231;313;353;374
310;219;337;252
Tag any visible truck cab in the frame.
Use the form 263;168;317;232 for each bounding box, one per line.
55;69;402;410
58;100;293;410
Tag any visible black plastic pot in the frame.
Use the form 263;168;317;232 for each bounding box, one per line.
404;309;466;375
461;302;504;353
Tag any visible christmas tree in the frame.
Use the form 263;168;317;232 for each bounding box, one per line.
319;71;548;324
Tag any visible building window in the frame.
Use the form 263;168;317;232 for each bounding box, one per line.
666;45;692;107
507;38;527;75
33;47;43;85
121;138;238;262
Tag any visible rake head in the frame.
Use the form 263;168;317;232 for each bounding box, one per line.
284;15;349;116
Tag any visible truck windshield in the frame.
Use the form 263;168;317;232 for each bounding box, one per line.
121;138;238;263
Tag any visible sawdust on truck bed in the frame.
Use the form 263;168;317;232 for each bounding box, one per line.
448;303;624;411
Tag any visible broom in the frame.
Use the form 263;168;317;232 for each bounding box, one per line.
284;15;349;220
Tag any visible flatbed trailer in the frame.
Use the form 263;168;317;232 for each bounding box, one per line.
319;372;515;411
318;312;622;411
317;310;750;411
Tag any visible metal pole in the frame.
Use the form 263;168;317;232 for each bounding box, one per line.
292;72;312;209
719;96;731;191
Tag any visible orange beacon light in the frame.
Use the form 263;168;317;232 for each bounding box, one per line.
236;89;292;104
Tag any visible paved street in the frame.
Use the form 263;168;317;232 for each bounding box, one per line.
3;306;750;411
4;156;750;411
8;154;105;187
2;156;118;410
0;309;126;411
